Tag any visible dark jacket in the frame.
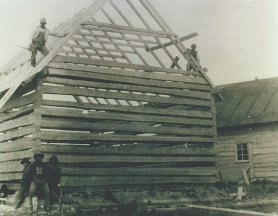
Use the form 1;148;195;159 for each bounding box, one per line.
21;164;31;186
46;163;61;186
28;161;48;184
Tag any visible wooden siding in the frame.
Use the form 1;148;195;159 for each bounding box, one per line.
216;124;278;182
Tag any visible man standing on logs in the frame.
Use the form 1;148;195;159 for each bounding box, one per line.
46;155;61;204
186;43;200;71
30;18;67;67
15;158;31;209
28;152;50;213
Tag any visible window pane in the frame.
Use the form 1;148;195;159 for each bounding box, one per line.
236;143;249;161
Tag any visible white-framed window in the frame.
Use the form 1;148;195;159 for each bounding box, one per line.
236;143;249;162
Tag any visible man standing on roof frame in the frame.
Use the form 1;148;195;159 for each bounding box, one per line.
30;18;67;67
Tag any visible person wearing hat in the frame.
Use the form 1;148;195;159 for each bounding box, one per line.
186;43;200;71
15;158;31;209
30;18;67;67
28;152;50;213
46;155;61;204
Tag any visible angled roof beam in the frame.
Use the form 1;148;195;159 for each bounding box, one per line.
142;0;215;88
146;32;198;52
0;0;109;111
100;9;148;65
90;17;128;63
107;0;165;67
124;0;181;69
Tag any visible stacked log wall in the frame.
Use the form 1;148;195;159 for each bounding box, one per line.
34;56;217;189
0;80;41;186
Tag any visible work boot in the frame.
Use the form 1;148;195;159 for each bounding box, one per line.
31;59;36;67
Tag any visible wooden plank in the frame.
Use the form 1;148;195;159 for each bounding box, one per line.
41;119;215;137
0;92;35;113
124;0;180;69
0;125;36;142
242;169;250;185
40;152;215;163
61;166;217;176
53;55;190;75
0;161;25;173
50;57;206;85
0;115;36;133
61;176;216;187
48;66;210;91
0;172;22;181
186;204;276;216
100;6;165;67
0;138;38;153
40;143;215;155
0;106;34;124
143;0;215;89
0;0;110;111
65;43;136;54
77;30;159;45
71;36;146;49
81;21;177;37
40;131;215;144
0;149;33;162
42;100;212;119
40;107;213;126
41;85;212;107
44;76;212;100
147;33;198;52
61;48;126;59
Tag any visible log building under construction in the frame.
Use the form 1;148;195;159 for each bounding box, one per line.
0;0;217;191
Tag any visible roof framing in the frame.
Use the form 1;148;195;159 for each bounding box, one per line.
0;0;215;111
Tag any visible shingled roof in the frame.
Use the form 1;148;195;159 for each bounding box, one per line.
0;0;214;111
216;77;278;128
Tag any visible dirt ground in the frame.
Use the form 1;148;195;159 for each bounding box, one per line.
1;183;278;216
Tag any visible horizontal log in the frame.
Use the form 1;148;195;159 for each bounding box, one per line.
0;149;33;162
53;55;190;76
42;85;212;107
81;21;176;38
0;125;36;143
0;115;37;133
61;48;126;59
0;137;38;153
66;43;136;54
61;176;217;187
42;100;212;119
52;57;207;85
40;152;215;163
0;161;25;173
61;166;217;176
40;144;215;156
0;105;34;124
0;172;21;181
40;107;213;126
40;131;215;144
0;92;35;113
48;65;210;91
78;30;159;45
71;36;146;49
41;119;215;137
43;77;211;100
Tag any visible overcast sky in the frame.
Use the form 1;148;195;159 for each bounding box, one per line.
0;0;277;85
